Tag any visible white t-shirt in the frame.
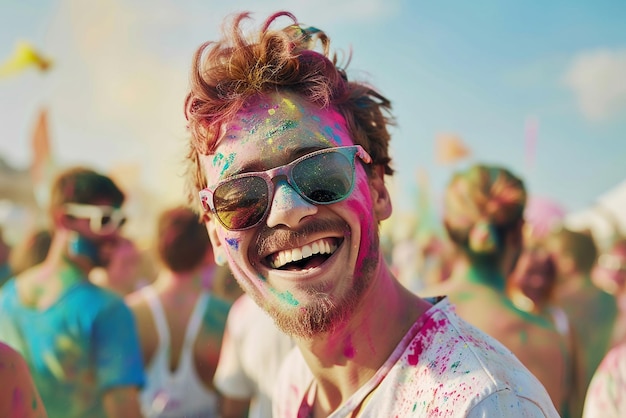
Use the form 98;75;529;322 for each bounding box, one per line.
583;339;626;418
274;297;560;417
214;294;294;418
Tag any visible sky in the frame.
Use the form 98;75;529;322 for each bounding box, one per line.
1;0;625;233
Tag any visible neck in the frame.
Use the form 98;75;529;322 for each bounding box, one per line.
465;261;506;292
295;259;429;414
42;230;93;278
59;256;89;286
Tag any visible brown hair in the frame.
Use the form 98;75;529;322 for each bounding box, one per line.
156;206;210;273
444;164;526;257
48;166;125;215
550;227;598;274
183;11;394;206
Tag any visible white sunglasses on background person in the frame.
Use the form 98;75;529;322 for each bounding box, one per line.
63;203;127;234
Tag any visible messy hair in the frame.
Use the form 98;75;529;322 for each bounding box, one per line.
48;166;125;215
550;227;598;274
183;11;394;206
444;164;526;257
157;206;211;273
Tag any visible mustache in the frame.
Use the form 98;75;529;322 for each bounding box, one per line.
255;218;349;255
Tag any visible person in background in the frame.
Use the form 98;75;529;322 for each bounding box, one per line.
214;293;294;418
423;164;575;416
7;228;52;278
183;11;558;417
126;205;231;418
0;166;144;418
0;226;12;285
508;248;567;332
91;235;153;296
0;341;48;418
507;247;586;416
582;337;626;418
592;237;626;347
548;227;618;393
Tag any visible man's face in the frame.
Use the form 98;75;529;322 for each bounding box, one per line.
62;201;126;268
509;251;555;306
201;92;384;337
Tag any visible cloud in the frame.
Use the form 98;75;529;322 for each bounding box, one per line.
563;48;626;121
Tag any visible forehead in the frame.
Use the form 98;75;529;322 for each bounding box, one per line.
203;92;354;177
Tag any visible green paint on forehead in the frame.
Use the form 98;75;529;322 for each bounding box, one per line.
265;120;299;140
212;153;236;176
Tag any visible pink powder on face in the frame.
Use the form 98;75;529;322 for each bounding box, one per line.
343;339;356;359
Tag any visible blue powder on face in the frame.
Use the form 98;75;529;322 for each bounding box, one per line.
225;237;239;250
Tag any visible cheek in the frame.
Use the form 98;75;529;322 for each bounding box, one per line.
350;176;376;225
346;178;378;262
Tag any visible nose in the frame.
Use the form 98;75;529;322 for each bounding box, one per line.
266;179;317;228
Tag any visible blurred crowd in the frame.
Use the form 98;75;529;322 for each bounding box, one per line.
0;160;623;417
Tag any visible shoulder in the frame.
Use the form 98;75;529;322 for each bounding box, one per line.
405;300;554;403
467;389;559;417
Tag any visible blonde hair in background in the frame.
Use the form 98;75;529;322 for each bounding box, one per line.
444;164;526;255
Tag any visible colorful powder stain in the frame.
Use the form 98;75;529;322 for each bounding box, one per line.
265;120;298;139
225;237;239;250
281;98;297;111
270;288;299;306
212;153;236;177
343;339;356;359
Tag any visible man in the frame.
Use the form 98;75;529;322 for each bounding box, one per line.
183;11;559;417
548;227;618;390
0;167;144;418
126;205;231;417
583;337;626;418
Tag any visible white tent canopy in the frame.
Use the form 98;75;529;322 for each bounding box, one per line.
564;179;626;249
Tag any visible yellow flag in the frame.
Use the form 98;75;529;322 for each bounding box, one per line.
0;41;52;78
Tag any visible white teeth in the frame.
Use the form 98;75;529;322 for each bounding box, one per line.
270;238;338;269
292;248;303;262
302;245;312;258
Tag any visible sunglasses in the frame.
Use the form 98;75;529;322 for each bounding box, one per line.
63;203;127;234
199;145;372;231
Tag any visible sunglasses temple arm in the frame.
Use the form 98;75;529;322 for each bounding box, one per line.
356;147;372;164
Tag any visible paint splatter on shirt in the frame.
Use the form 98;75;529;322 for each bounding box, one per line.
273;298;559;417
583;340;626;418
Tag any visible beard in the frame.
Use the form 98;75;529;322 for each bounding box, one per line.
230;216;381;338
260;238;378;339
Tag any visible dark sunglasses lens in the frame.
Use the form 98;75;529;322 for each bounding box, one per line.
293;152;354;203
214;176;269;229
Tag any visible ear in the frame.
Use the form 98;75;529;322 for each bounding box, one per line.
369;165;392;222
204;214;227;266
53;207;73;229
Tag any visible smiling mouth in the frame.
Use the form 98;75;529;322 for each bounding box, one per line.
268;238;339;270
